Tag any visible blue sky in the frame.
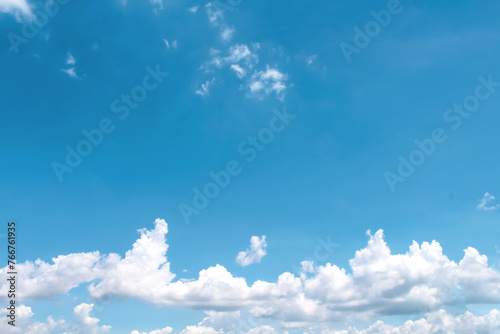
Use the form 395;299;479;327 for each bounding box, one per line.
1;0;500;333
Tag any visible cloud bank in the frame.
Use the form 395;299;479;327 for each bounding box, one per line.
2;219;500;326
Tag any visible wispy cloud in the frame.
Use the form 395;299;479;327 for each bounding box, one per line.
221;26;235;41
247;66;288;100
164;39;177;49
61;51;80;78
195;78;215;97
0;0;32;20
477;192;499;211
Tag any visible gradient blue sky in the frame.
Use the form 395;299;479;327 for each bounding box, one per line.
1;0;500;333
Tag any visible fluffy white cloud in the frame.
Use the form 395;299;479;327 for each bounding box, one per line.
0;0;32;19
0;303;110;334
236;236;267;267
322;309;500;334
131;326;173;334
4;219;500;325
477;192;499;211
242;325;277;334
89;219;176;302
0;251;101;300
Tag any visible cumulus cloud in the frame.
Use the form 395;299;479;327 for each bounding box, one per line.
236;236;267;267
477;192;499;211
133;309;500;334
322;309;500;334
88;219;176;302
131;326;173;334
0;251;102;300
3;219;500;325
0;0;32;19
0;303;110;334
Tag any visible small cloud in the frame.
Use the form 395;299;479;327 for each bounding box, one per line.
230;64;246;78
149;0;163;11
477;192;499;211
306;54;317;66
61;51;80;78
66;52;76;65
188;5;199;13
220;26;234;41
206;2;224;26
164;39;177;49
247;66;288;100
195;78;215;97
62;67;78;78
236;235;267;267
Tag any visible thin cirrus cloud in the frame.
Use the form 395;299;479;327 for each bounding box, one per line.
477;192;500;211
1;219;500;325
236;236;267;267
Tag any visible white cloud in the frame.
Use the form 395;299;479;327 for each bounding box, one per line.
149;0;163;10
247;66;288;100
66;52;76;65
88;219;176;301
131;326;173;334
4;220;500;325
230;64;246;78
242;326;277;334
0;251;101;299
62;67;78;78
164;39;178;49
199;43;288;100
477;192;499;211
62;51;81;78
0;303;111;334
195;78;215;97
221;26;235;41
322;309;500;334
188;6;199;13
205;2;224;26
0;0;32;20
306;54;317;66
236;236;267;267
